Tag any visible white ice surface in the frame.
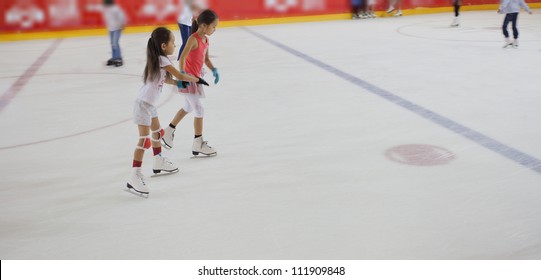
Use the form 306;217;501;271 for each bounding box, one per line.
0;11;541;259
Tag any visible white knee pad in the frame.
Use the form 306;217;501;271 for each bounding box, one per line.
151;128;164;143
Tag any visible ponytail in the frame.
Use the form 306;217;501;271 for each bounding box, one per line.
191;9;217;35
191;18;199;35
143;27;172;84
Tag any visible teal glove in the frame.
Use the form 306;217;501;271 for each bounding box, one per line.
212;68;219;84
177;70;189;89
177;80;190;89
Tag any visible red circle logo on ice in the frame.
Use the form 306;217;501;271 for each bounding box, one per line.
385;144;455;166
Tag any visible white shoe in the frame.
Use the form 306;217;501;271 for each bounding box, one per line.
503;38;513;48
450;17;459;27
153;154;179;174
512;39;518;48
127;168;149;194
386;6;395;13
161;126;175;149
192;136;217;156
394;10;402;16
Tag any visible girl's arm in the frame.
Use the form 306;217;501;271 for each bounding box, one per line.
163;65;199;83
164;76;179;85
179;36;198;72
205;47;219;84
204;46;215;70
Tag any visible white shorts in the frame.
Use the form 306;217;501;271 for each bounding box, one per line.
183;93;204;118
133;99;157;126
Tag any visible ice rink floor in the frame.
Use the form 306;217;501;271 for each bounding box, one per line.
1;10;541;259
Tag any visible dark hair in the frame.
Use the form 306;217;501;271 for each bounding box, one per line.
144;27;172;84
191;9;218;34
103;0;114;5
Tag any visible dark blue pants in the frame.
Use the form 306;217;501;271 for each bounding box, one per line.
502;13;519;39
177;23;192;61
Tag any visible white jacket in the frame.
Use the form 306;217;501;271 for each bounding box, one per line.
499;0;531;14
103;5;126;31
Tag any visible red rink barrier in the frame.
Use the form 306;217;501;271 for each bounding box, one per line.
1;0;538;33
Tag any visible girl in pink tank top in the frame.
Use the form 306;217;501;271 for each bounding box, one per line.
162;9;220;157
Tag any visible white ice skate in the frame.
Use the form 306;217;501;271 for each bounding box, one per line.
512;39;518;48
450;17;459;27
386;6;395;14
394;10;402;17
503;38;513;48
126;169;149;198
161;126;175;149
152;154;179;176
192;137;217;157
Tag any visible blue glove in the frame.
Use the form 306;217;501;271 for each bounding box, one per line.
177;80;190;89
212;68;219;84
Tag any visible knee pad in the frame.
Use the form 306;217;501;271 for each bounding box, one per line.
136;135;151;150
151;128;164;143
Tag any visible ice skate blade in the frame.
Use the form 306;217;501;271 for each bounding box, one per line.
190;153;217;159
151;169;179;177
125;186;149;198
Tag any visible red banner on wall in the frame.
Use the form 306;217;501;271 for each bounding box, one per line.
0;0;534;33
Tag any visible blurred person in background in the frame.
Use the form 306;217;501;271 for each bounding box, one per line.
450;0;461;27
102;0;126;66
498;0;532;48
366;0;377;18
386;0;402;16
177;0;201;60
351;0;362;19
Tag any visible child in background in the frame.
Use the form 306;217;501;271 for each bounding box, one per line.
367;0;376;18
177;0;201;60
450;0;461;27
498;0;533;48
386;0;402;17
351;0;362;19
103;0;126;67
127;27;208;197
162;9;219;157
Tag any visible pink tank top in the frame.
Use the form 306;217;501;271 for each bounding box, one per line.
185;33;208;76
